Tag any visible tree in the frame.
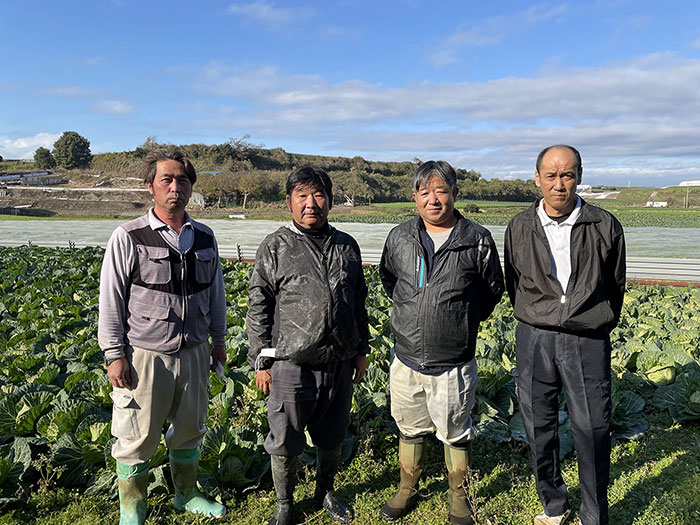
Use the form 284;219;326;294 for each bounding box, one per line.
198;172;238;208
233;171;264;209
34;147;56;169
0;154;3;162
52;131;92;169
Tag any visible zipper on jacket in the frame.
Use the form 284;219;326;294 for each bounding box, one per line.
179;252;187;349
414;242;428;369
321;237;334;360
418;256;425;288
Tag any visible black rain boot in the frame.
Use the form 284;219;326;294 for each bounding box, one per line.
269;455;297;525
379;436;426;520
314;445;354;523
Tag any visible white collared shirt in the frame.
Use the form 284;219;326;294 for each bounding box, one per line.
537;196;582;294
148;208;193;254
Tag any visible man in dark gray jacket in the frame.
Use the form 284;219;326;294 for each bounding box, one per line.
98;149;227;525
379;161;504;524
504;145;626;525
247;166;369;525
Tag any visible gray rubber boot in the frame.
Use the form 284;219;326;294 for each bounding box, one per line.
444;442;475;525
379;437;426;520
116;461;148;525
269;455;297;525
314;445;354;523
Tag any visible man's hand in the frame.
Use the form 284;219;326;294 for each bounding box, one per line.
256;369;272;394
352;354;367;384
108;357;131;388
210;345;226;370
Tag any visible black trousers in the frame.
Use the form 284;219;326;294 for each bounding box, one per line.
515;323;612;525
264;359;354;457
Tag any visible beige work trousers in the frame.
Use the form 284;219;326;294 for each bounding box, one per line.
110;341;210;466
389;356;478;445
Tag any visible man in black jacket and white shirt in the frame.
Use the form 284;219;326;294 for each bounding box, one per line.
504;145;626;525
379;161;504;524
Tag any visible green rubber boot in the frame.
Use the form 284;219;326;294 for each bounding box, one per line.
116;461;148;525
380;437;426;520
169;448;226;518
444;442;475;525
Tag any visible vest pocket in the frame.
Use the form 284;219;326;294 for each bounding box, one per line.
193;300;211;341
137;245;171;285
128;299;172;346
195;247;216;284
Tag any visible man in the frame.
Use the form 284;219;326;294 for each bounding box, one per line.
379;161;504;524
246;166;369;525
504;145;626;525
98;149;227;525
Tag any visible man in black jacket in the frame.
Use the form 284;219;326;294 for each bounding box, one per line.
247;166;369;525
379;161;504;524
504;145;626;525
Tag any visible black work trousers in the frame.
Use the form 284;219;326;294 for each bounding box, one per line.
515;322;612;525
264;358;354;457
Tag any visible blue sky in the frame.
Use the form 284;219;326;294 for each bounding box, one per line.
2;1;700;187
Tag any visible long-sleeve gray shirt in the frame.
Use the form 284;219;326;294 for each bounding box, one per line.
98;209;226;360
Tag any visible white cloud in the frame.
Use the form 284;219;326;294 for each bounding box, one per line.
41;85;94;97
0;133;61;159
182;52;700;186
82;56;104;67
92;99;133;114
429;3;569;66
226;1;314;30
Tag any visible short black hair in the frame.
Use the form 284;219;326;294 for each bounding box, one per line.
535;145;582;175
412;160;457;193
143;148;197;185
285;166;333;209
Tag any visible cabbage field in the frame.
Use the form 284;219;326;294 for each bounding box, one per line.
0;246;699;521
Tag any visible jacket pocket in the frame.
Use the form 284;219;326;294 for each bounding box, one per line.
127;299;172;346
110;390;140;439
195;247;217;284
137;245;171;285
193;299;211;341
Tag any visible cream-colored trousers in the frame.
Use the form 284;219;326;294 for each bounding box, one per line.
110;342;210;466
389;357;478;445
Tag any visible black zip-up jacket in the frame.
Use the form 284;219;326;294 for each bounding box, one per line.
246;223;370;368
379;212;504;369
504;198;626;334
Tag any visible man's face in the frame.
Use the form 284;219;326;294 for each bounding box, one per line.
148;159;192;214
286;183;330;230
413;175;458;228
535;147;582;216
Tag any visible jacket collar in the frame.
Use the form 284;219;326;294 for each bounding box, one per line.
522;196;600;233
408;210;480;249
285;221;337;237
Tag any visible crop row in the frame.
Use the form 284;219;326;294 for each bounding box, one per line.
0;246;698;505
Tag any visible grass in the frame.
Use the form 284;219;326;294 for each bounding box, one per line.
1;413;697;524
2;198;698;227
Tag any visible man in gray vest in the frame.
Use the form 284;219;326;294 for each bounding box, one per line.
505;145;626;525
98;149;227;525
